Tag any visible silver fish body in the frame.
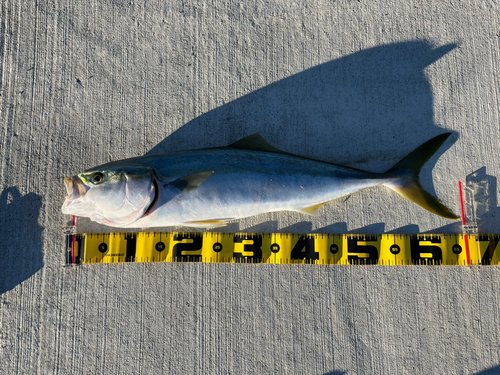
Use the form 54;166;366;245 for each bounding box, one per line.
61;134;458;228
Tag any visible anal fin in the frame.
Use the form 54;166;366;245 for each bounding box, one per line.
183;219;229;228
296;202;329;215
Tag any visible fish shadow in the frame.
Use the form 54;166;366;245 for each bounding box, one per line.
148;41;458;202
0;187;44;295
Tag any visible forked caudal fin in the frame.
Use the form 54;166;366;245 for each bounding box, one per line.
384;133;459;219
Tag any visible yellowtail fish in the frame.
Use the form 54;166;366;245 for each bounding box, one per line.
61;133;458;228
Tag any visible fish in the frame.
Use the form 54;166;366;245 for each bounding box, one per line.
61;133;459;228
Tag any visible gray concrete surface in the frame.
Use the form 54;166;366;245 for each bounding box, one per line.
1;0;500;374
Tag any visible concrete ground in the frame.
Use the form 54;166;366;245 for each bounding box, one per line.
1;0;500;374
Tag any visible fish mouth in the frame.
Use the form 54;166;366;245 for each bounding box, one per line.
65;176;89;200
61;176;90;214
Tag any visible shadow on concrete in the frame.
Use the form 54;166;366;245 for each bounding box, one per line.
0;187;43;295
473;364;500;375
278;221;313;233
243;220;279;233
146;41;458;232
386;224;420;234
423;221;463;234
149;41;458;201
313;222;348;234
348;223;385;234
323;371;346;375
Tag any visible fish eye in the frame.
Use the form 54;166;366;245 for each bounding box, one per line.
91;172;104;185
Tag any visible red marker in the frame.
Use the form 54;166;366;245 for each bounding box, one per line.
72;215;76;264
458;181;471;265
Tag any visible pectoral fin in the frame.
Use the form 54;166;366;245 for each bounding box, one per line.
168;171;214;194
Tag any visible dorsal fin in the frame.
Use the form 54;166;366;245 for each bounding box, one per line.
228;133;285;154
228;133;369;173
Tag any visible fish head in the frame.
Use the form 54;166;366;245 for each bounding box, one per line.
61;165;156;226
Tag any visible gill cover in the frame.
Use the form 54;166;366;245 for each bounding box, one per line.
62;167;155;226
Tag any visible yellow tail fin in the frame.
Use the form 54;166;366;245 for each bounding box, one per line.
384;133;459;219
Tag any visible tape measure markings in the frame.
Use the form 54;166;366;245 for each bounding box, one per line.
63;233;500;266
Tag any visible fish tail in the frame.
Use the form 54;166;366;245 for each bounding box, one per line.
383;133;459;219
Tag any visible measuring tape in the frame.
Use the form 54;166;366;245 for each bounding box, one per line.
63;232;500;266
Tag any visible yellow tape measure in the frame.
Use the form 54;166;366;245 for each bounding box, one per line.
64;232;500;266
